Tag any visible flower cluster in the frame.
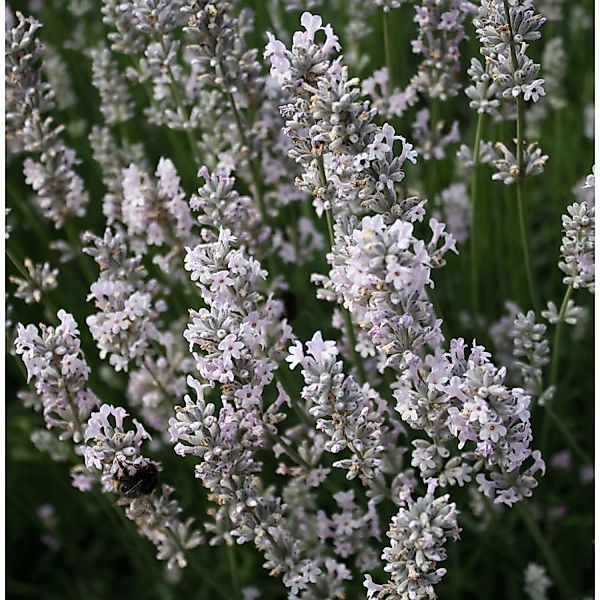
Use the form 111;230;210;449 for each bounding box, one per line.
524;562;552;600
119;158;196;272
365;493;460;599
84;227;165;371
6;11;89;227
89;44;133;125
559;171;595;293
9;259;58;305
434;183;471;244
14;310;99;443
492;141;549;185
184;228;292;399
6;2;592;597
84;403;203;570
288;332;388;481
169;377;325;595
361;67;417;120
474;0;546;104
318;213;455;371
190;166;270;255
266;13;422;217
510;310;550;402
410;1;468;101
395;338;545;506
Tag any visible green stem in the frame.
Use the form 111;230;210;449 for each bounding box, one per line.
316;156;366;384
544;403;591;464
382;9;394;95
549;284;573;389
142;360;172;405
64;219;95;285
6;181;53;247
226;543;240;599
517;503;572;600
470;112;485;316
157;36;203;168
227;90;269;224
6;246;59;324
516;168;539;311
541;285;581;456
503;0;539;312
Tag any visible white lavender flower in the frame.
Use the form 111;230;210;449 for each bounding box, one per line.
84;227;165;371
541;37;566;110
14;310;100;443
9;258;58;304
362;67;417;119
184;226;293;404
474;0;546;104
410;1;469;101
465;57;501;116
317;214;454;371
170;376;320;595
541;300;586;326
43;45;76;111
289;332;388;481
510;310;550;401
190;166;270;255
89;45;134;124
524;562;552;600
492;141;548;185
316;491;381;569
457;140;496;173
6;12;90;226
365;493;460;600
412;108;460;161
120;158;196;265
395;338;545;506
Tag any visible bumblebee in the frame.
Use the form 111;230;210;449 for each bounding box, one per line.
113;459;159;498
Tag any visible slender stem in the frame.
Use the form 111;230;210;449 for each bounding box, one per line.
342;307;368;384
549;284;573;388
382;9;394;95
227;90;269;223
64;219;95;286
502;0;539;312
544;403;592;464
324;206;335;248
517;502;572;600
541;285;579;455
516;162;539;311
142;360;172;405
6;181;53;247
470;112;485;316
226;543;240;598
316;156;366;384
157;36;203;168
